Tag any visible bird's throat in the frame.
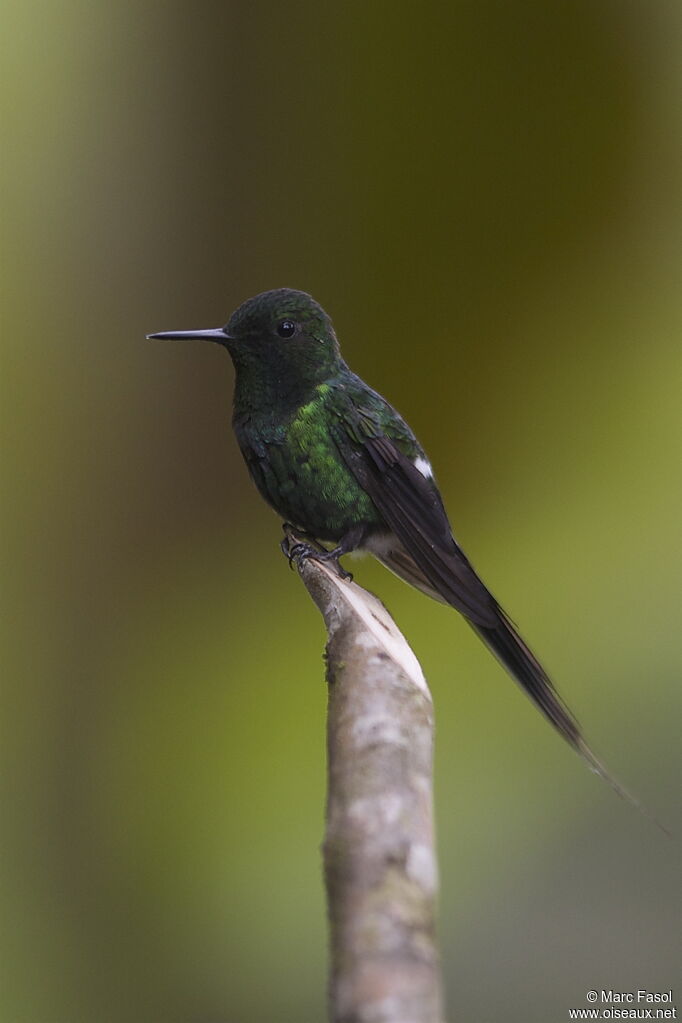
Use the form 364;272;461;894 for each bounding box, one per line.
230;347;340;423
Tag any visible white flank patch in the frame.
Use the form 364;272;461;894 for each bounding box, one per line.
413;455;433;479
362;531;395;558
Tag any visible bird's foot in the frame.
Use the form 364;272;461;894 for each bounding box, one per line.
304;544;354;582
281;523;320;567
280;526;353;582
280;524;322;570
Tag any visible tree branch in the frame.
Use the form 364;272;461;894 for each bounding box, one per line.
289;548;445;1023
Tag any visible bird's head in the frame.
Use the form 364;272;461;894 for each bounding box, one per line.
148;289;343;397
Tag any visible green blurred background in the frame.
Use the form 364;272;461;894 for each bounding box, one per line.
2;2;681;1021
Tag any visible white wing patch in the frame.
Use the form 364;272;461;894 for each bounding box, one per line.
413;456;433;479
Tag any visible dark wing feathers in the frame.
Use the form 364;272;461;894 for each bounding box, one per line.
332;400;585;748
336;422;498;627
328;389;661;824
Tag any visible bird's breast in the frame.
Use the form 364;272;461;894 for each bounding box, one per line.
233;411;382;540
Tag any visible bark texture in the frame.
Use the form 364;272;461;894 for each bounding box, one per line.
291;551;445;1023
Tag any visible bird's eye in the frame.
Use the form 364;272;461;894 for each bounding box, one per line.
277;319;296;339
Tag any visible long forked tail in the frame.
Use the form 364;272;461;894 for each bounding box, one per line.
473;609;670;835
473;608;582;749
375;540;668;832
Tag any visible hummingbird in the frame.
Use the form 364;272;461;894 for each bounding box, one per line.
148;287;658;819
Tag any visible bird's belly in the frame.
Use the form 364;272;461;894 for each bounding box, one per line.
243;436;381;541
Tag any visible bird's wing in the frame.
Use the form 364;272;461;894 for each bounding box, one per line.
332;400;498;628
329;390;671;827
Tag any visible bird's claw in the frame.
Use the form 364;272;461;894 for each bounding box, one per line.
280;531;353;582
331;560;353;582
280;535;296;568
288;541;316;568
281;524;304;569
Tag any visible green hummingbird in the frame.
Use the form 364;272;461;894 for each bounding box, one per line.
148;287;655;816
